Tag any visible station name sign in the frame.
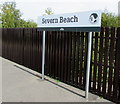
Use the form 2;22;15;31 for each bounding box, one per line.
42;15;78;24
37;10;101;32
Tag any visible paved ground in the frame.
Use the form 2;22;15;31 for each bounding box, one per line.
1;57;112;102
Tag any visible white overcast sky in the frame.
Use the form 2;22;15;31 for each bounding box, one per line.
0;0;120;22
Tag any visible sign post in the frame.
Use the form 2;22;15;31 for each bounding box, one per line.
42;30;45;80
38;10;101;99
85;32;92;99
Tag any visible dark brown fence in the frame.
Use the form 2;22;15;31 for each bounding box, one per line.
2;28;43;72
1;27;120;103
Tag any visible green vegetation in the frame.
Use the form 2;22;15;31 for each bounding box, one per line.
43;8;54;16
102;11;119;27
55;79;60;83
0;2;37;28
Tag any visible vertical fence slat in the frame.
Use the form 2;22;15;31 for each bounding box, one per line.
97;27;104;94
39;30;42;72
61;32;65;81
45;31;48;74
58;32;62;80
49;32;52;77
93;32;98;92
113;27;120;101
102;27;109;97
50;31;54;77
46;31;50;75
55;31;59;79
67;32;72;83
75;32;80;86
31;28;34;70
83;32;88;88
107;27;115;99
22;28;24;66
37;29;40;72
71;32;76;85
53;31;56;78
79;32;84;88
89;32;93;90
64;32;68;83
31;28;34;69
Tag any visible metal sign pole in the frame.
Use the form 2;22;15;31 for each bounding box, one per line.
42;30;45;80
85;32;92;99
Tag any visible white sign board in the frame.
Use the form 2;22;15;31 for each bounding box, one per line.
38;10;101;29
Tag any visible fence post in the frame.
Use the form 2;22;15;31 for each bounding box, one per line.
42;31;46;80
85;32;92;99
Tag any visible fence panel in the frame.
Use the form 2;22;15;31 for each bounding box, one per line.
1;27;120;103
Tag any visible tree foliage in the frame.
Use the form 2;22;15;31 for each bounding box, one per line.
0;2;37;28
102;12;119;27
43;8;54;16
